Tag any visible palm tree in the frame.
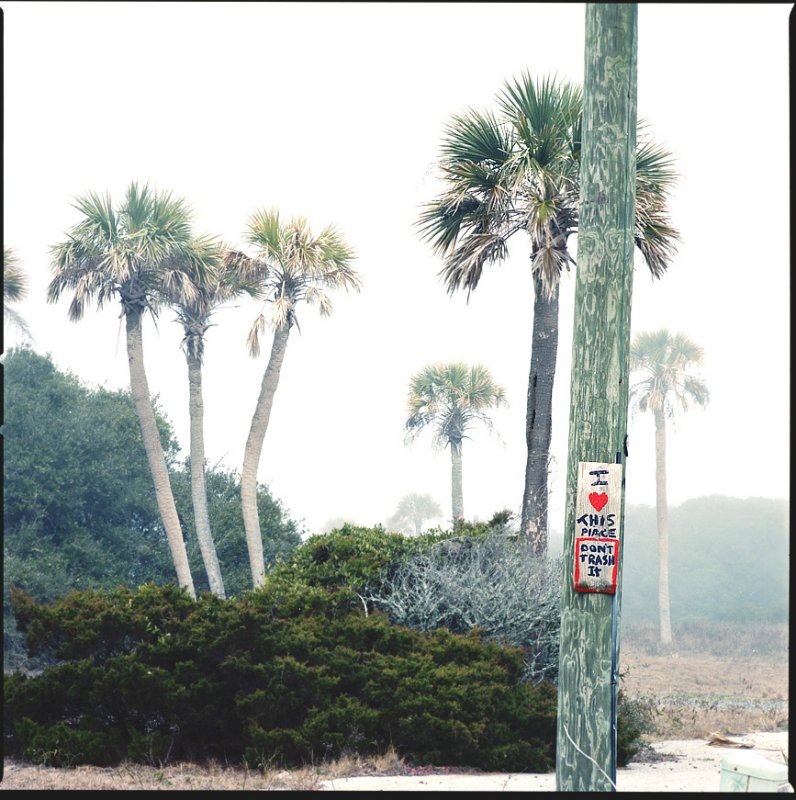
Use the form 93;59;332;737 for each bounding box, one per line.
48;182;215;599
240;209;359;588
630;329;709;645
418;73;679;555
387;492;443;535
405;362;506;524
167;239;260;598
3;248;33;344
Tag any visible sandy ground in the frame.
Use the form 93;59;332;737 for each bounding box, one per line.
319;732;792;792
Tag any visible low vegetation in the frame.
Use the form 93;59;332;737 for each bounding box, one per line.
5;580;559;773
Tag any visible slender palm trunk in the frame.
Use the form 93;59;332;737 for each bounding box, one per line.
241;324;291;588
126;310;196;599
450;439;464;524
520;275;560;556
654;408;673;645
186;350;226;598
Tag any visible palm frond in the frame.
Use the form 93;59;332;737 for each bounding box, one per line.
438;231;511;296
440;108;512;166
4;306;34;341
3;248;29;302
304;285;334;316
246;312;267;358
246;208;286;259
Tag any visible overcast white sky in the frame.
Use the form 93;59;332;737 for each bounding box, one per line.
3;2;791;537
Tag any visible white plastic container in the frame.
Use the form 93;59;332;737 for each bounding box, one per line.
719;751;791;792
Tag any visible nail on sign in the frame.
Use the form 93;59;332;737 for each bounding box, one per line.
574;462;623;594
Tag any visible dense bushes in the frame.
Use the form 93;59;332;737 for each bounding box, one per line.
6;583;557;772
6;523;646;772
268;523;440;595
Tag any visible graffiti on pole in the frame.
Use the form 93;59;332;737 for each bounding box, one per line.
574;461;622;594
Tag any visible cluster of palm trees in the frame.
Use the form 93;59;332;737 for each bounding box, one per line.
46;184;359;598
409;74;706;646
18;71;705;644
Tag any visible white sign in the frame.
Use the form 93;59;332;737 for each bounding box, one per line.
573;461;623;594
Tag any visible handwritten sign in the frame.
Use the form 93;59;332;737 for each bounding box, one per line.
574;461;622;594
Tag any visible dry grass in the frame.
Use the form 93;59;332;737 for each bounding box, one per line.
620;622;789;740
2;622;788;790
1;748;410;791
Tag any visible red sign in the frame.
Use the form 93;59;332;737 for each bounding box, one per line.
574;537;619;594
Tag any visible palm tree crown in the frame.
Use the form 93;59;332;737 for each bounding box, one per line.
418;72;679;300
406;362;506;449
387;492;443;535
48;182;212;321
630;329;709;417
169;238;260;362
243;209;360;356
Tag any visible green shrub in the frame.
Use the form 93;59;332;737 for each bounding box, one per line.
6;582;558;772
13;717;125;767
270;524;443;595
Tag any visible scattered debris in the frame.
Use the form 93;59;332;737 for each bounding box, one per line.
707;733;754;748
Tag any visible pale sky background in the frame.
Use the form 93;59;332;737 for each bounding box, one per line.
3;2;791;538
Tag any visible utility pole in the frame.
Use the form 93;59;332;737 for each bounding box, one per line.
556;4;638;792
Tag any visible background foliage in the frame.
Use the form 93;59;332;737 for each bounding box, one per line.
618;497;788;627
2;348;302;670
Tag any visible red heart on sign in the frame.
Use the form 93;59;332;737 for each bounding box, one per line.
588;492;609;512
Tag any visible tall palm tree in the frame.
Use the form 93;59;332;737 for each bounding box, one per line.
3;247;33;344
240;209;359;588
168;240;260;598
418;73;679;555
630;329;709;645
48;182;214;599
405;362;506;524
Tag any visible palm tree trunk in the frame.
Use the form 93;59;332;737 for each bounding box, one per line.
126;310;196;599
520;275;560;556
450;439;464;524
654;408;673;645
241;324;290;588
186;350;226;598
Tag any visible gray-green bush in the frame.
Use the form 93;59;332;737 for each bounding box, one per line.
370;526;561;683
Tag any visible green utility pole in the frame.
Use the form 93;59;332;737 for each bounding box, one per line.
556;3;638;792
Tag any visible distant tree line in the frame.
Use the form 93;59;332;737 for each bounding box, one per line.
619;497;788;627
